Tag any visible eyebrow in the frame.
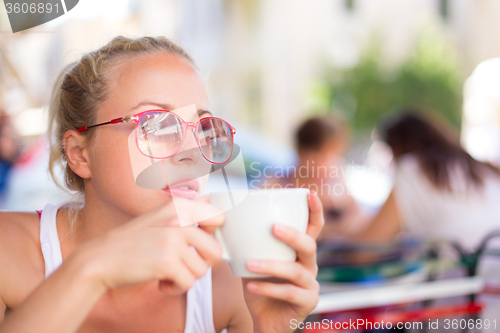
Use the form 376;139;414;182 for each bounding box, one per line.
130;101;212;117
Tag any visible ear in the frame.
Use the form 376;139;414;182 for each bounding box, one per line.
63;130;92;179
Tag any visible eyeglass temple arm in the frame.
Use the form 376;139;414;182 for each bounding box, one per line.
76;116;134;132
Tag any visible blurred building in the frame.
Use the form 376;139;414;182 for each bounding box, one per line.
207;0;500;145
3;0;500;142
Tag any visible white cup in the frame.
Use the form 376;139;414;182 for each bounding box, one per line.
209;188;310;277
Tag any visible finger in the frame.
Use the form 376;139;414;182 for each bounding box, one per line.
159;280;176;292
196;212;224;235
307;191;324;239
173;198;225;232
246;281;319;309
158;260;196;294
123;201;180;230
123;200;186;229
138;198;224;229
183;228;223;266
181;246;210;279
246;260;316;289
273;224;317;271
196;208;225;234
196;195;210;203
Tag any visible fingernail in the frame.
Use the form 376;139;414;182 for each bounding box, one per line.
199;195;210;202
247;260;260;269
247;282;258;291
274;224;286;235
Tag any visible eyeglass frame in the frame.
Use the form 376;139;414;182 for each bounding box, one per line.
76;109;237;165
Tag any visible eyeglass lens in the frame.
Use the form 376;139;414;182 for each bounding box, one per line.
137;111;233;164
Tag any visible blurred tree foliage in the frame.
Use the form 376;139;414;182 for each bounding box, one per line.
310;30;463;133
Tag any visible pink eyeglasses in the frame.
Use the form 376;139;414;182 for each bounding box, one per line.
77;109;236;164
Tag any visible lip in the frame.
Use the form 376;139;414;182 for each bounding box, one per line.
163;177;200;200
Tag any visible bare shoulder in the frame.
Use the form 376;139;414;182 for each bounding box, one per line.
212;260;253;332
0;209;41;235
0;211;41;253
0;211;45;308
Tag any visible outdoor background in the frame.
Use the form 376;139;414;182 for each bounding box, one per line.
1;0;500;210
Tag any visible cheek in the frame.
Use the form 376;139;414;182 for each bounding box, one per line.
89;133;138;194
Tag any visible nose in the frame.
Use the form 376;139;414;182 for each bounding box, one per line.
171;124;201;165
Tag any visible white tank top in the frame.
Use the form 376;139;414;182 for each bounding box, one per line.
393;154;500;251
39;202;226;333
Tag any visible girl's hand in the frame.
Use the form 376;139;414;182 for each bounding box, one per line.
72;198;225;294
242;191;324;333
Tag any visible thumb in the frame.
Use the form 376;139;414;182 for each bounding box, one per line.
196;195;210;203
170;197;225;231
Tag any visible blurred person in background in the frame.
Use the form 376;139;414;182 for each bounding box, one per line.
355;110;500;324
271;115;368;241
0;112;22;200
359;110;500;253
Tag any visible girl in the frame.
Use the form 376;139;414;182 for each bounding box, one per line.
360;111;500;250
0;36;323;333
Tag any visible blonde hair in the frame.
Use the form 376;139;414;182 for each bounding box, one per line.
48;36;194;214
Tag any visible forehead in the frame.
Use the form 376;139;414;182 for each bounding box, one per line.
98;52;209;122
